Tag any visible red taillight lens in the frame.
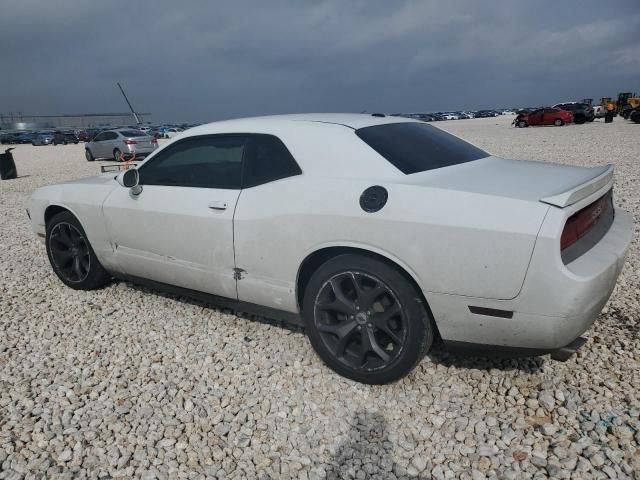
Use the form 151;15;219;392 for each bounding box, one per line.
150;137;158;144
124;139;137;145
561;194;610;251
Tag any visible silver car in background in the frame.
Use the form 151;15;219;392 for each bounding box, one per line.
32;131;55;146
85;129;158;162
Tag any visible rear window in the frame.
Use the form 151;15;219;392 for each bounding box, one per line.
355;122;488;174
119;130;146;137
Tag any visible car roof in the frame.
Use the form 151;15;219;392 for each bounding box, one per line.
138;114;424;180
186;113;415;135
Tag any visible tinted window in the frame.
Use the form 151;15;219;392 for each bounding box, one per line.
355;122;488;174
138;135;245;189
242;135;302;188
119;130;145;137
93;132;106;141
544;108;558;113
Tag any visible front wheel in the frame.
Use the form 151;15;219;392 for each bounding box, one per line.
303;254;434;384
46;211;111;290
85;149;94;162
517;120;528;128
554;119;564;126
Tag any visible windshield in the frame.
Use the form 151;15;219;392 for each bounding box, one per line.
356;122;489;174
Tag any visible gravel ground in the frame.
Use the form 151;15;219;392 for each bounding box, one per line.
1;116;639;479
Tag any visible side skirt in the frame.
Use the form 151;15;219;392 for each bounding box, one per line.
112;273;304;327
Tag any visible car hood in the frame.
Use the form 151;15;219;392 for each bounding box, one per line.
401;156;612;207
60;173;116;186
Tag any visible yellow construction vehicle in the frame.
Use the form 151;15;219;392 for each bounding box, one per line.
617;92;640;118
597;97;615;118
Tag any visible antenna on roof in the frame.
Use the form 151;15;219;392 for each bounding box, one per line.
117;82;141;125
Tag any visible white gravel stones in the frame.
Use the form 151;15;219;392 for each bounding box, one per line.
1;116;639;479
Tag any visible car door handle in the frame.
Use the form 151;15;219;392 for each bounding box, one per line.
208;201;228;211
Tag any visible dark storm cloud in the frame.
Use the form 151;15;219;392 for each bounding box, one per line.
1;0;639;122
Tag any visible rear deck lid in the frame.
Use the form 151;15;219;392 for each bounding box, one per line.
402;156;613;207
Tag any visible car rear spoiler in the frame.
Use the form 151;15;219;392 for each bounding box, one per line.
540;164;614;208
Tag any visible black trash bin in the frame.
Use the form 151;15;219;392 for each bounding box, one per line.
0;148;17;180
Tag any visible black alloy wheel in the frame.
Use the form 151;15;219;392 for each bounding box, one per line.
303;254;433;384
46;211;111;289
314;271;407;372
48;222;91;283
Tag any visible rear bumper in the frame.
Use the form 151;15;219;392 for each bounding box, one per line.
125;145;156;156
428;207;633;352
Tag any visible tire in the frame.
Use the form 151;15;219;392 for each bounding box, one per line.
587;117;595;122
302;254;434;384
554;119;564;126
517;120;528;128
113;148;122;162
31;141;36;146
85;149;95;162
45;211;111;290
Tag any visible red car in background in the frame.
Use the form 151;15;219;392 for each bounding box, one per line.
515;107;573;127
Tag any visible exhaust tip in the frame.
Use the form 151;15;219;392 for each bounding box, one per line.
550;336;587;362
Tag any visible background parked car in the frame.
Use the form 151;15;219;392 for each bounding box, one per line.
0;132;24;144
515;107;573;127
84;129;158;161
553;102;595;124
31;131;55;146
592;105;606;119
53;131;79;145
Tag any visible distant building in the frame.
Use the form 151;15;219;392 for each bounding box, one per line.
0;112;151;130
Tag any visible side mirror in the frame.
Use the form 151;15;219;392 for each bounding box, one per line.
116;169;142;194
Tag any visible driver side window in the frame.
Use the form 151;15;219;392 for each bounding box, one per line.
138;135;246;189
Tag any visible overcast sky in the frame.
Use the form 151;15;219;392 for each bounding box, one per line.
1;0;639;123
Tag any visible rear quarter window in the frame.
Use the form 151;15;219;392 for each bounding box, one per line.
355;122;488;174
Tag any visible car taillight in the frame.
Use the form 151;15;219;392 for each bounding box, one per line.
124;139;137;145
560;193;610;251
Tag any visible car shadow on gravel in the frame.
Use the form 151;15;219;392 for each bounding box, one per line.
426;342;545;373
122;281;545;373
325;410;412;479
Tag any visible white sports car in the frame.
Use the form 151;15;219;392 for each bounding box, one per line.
29;114;633;384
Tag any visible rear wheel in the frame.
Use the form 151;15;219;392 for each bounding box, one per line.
554;118;564;126
46;211;111;290
303;254;433;384
113;148;122;162
85;149;94;162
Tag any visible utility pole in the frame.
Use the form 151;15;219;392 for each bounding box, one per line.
117;82;141;124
